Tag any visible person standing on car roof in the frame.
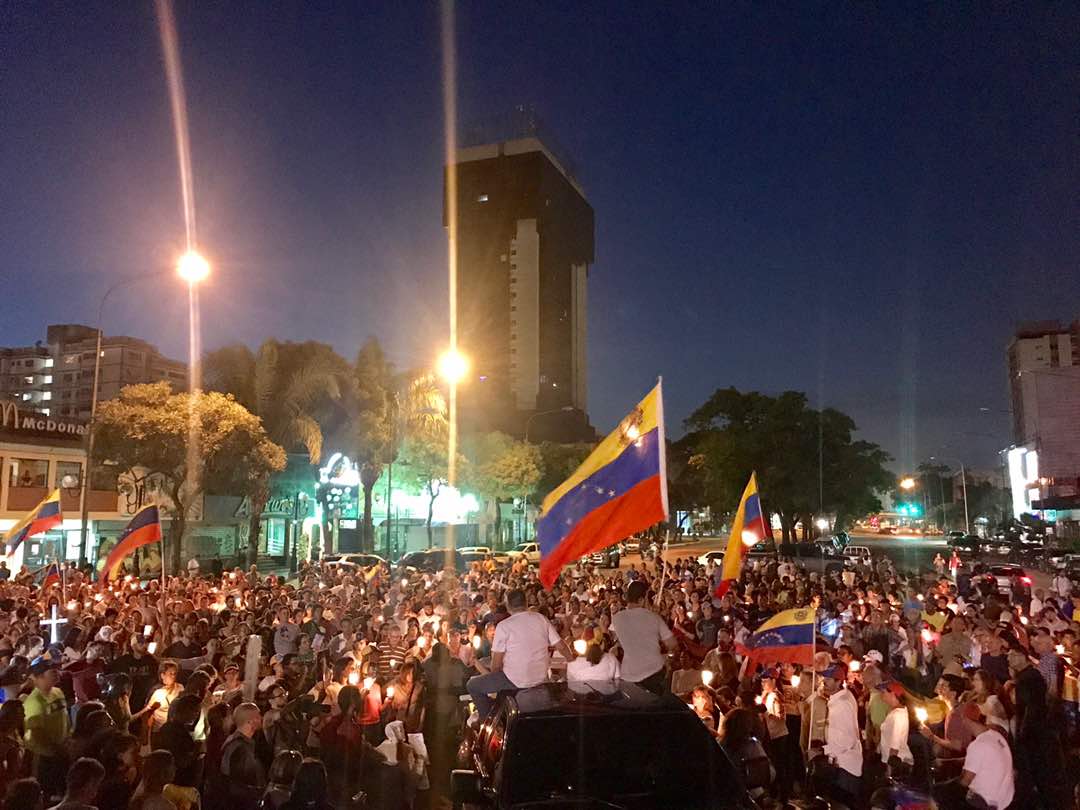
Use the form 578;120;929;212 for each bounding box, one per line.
466;589;572;718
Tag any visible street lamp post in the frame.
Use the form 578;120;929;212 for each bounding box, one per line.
930;455;970;535
521;406;574;544
437;349;468;565
77;253;209;571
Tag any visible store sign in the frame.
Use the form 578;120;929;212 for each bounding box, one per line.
234;495;308;519
0;402;87;437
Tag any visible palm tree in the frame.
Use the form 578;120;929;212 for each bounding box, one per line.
204;340;344;565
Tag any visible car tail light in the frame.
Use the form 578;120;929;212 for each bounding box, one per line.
1020;576;1032;585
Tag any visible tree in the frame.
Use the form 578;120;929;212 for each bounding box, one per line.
204;340;345;565
396;434;447;548
684;388;893;541
465;433;543;548
350;339;394;554
93;382;286;574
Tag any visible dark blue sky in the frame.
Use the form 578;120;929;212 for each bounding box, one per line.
3;3;1078;472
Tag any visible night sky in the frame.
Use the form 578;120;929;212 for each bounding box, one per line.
4;3;1078;472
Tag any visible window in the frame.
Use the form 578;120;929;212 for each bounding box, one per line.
40;408;49;416
9;458;49;489
42;392;51;401
24;376;33;384
56;461;82;489
44;358;53;368
477;193;489;203
21;393;30;401
43;375;52;384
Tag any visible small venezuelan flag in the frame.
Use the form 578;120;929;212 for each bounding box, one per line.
101;505;163;585
40;562;62;591
713;472;770;598
538;381;668;589
4;490;62;556
737;607;816;669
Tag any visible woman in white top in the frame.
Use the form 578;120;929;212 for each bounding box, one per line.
566;644;620;681
147;660;182;731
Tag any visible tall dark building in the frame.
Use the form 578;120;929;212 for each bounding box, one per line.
445;133;595;441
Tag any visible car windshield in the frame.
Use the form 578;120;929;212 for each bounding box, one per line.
503;713;738;808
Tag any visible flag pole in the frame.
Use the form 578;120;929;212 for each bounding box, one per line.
654;376;669;611
807;613;817;755
655;529;670;608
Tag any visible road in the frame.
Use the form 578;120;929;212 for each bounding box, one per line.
645;530;945;571
640;531;1053;590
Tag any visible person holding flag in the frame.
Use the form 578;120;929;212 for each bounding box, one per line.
713;473;770;599
100;505;163;586
3;489;62;558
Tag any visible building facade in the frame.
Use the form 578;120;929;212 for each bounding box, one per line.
446;131;595;442
1004;320;1080;536
0;323;187;419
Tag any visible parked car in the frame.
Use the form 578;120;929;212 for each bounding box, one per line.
696;549;726;566
458;546;511;566
988;564;1032;600
842;545;871;561
397;548;466;574
453;681;753;810
588;545;621;568
505;542;540;564
323;553;386;570
623;539;640;554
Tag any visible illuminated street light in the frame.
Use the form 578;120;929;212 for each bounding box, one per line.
899;477;917;490
176;250;210;283
437;348;469;384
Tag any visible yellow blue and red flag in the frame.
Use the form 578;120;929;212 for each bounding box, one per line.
737;607;816;669
40;562;62;591
4;489;62;556
713;472;770;597
100;505;163;586
538;382;668;589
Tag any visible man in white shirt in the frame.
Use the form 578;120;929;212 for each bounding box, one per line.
819;664;861;802
466;589;571;718
962;714;1014;809
611;580;678;694
877;681;913;775
1053;571;1072;599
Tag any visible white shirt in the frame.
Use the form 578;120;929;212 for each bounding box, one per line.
963;729;1014;809
824;688;863;777
612;607;674;682
492;610;561;688
1053;574;1072;598
566;652;620;682
879;706;913;764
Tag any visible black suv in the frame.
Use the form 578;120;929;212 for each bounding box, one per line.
453;681;753;809
397;548;466;574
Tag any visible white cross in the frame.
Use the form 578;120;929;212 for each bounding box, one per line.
41;603;67;645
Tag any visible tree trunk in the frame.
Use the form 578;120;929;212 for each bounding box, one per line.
493;499;503;549
361;482;375;553
426;481;441;549
246;484;270;568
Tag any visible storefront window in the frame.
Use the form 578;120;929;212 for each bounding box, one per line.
56;461;83;490
9;458;48;488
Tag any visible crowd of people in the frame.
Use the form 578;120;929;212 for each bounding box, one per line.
0;539;1075;809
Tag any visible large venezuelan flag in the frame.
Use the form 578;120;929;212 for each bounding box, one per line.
538;382;668;589
4;490;62;556
101;505;163;585
713;473;770;597
737;607;816;669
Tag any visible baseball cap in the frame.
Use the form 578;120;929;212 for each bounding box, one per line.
864;650;884;664
875;680;905;698
29;657;57;676
821;663;847;680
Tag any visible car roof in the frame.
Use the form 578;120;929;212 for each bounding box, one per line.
506;681;688;717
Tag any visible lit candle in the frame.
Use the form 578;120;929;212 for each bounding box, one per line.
94;593;103;602
472;636;481;650
148;642;158;654
915;706;928;724
144;625;153;636
849;660;861;672
401;579;408;588
386;685;395;699
417;637;427;649
1019;616;1029;626
701;669;714;687
363;676;374;690
573;639;588;656
1056;644;1066;655
347;671;360;686
67;601;78;612
790;674;801;688
754;694;763;705
921;628;934;643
